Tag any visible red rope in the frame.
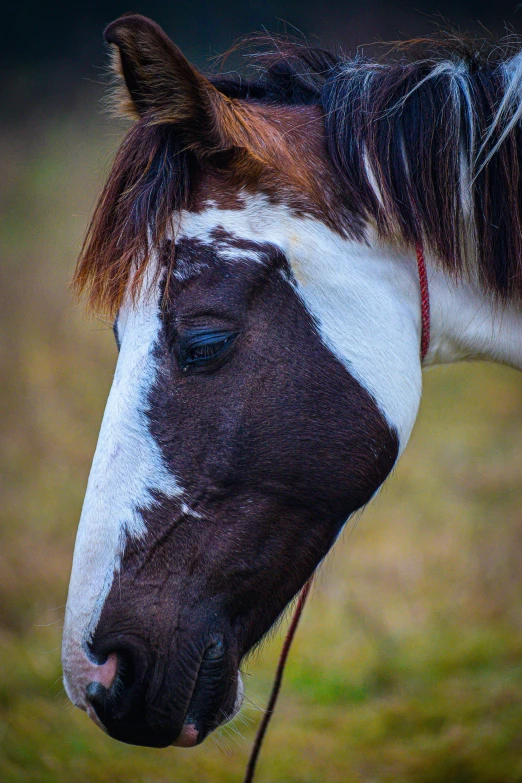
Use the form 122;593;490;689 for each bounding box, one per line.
243;577;314;783
415;243;430;361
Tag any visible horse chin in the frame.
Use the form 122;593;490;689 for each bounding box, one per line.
171;724;200;747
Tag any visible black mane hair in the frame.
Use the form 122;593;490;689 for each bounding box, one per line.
212;33;522;303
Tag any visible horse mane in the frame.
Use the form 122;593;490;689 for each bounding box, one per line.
75;30;522;314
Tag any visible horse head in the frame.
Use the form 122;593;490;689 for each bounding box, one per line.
62;14;427;747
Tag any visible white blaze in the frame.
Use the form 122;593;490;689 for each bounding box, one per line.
62;269;182;706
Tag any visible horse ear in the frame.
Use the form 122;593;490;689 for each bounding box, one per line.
104;14;228;152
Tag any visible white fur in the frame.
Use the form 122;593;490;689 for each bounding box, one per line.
62;266;183;707
424;260;522;369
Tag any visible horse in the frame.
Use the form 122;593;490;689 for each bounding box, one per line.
62;14;522;749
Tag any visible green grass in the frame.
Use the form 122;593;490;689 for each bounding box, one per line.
1;98;522;782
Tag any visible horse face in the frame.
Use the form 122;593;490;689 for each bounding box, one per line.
63;193;406;746
62;14;420;748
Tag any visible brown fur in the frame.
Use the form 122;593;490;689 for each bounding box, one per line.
74;15;352;317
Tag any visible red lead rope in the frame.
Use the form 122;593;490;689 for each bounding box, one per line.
242;578;313;783
416;243;431;362
243;244;431;783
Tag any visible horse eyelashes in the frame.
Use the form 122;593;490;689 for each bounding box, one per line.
178;331;239;372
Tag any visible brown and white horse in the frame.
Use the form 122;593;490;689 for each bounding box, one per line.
62;15;522;748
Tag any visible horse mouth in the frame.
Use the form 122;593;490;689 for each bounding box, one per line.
84;635;243;748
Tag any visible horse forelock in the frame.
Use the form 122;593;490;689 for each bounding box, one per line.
73;98;354;318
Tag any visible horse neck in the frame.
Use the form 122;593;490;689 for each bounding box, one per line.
424;260;522;371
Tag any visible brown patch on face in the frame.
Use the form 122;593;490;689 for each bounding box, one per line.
192;101;354;235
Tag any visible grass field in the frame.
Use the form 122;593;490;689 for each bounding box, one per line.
1;101;522;783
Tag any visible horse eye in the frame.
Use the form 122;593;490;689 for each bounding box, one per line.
178;331;239;372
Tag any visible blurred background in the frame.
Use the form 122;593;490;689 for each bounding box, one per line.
2;1;522;781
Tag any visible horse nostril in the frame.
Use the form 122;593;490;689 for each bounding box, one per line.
85;650;121;718
86;644;145;728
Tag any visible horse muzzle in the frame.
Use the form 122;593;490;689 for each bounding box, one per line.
64;632;243;747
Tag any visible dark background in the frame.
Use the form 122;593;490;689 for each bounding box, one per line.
5;0;522;114
4;0;521;68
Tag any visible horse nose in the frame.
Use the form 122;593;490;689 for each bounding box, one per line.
84;634;234;748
